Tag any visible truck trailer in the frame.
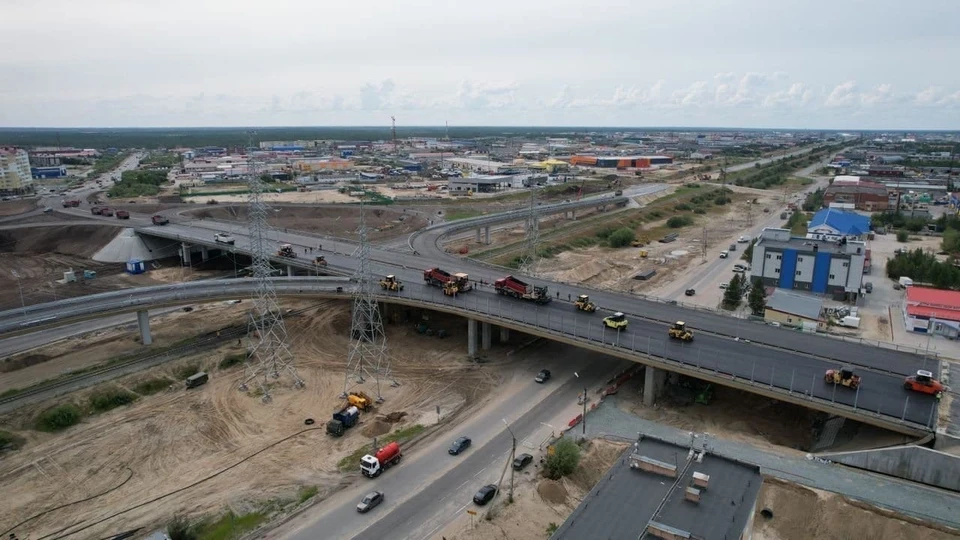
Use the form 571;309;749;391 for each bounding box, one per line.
423;267;472;296
361;441;402;478
327;405;360;437
494;275;551;304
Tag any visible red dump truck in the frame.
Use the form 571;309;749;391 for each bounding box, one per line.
494;275;551;304
361;441;402;478
61;200;80;208
115;210;130;219
423;267;472;296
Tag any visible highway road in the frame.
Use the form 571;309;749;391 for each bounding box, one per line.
274;345;629;540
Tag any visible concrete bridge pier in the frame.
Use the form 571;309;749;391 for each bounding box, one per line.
481;322;492;350
484;226;491;244
643;365;667;406
180;242;191;265
137;309;152;346
499;326;510;342
200;246;209;261
467;319;477;358
287;265;294;277
476;228;482;243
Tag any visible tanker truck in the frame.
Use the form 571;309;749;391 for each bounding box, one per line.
360;441;402;478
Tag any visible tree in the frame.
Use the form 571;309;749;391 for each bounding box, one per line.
896;230;909;243
607;227;636;248
722;275;744;310
742;238;756;262
748;278;767;315
544;438;581;479
942;228;960;254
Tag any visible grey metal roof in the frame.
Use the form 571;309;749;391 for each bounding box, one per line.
552;437;761;540
765;289;824;321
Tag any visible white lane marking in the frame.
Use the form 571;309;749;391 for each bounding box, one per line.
472;466;487;478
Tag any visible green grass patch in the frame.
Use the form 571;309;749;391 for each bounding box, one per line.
666;215;694;228
297;485;319;505
0;429;25;451
1;387;21;398
218;353;246;370
175;362;202;380
35;403;84;432
133;377;171;396
194;511;267;540
444;207;486;221
89;388;138;413
337;424;426;471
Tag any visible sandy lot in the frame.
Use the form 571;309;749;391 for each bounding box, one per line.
0;302;500;539
0;200;36;217
753;478;960;540
184;185;452;205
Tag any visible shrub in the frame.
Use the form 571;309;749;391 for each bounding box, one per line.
35;403;83;432
544;438;581;479
666;216;694;229
175;363;201;380
896;231;909;243
297;485;319;504
133;378;171;396
607;228;636;248
167;515;197;540
0;429;25;451
219;353;246;370
713;196;730;205
693;208;706;214
89;388;138;413
648;210;663;219
673;203;692;212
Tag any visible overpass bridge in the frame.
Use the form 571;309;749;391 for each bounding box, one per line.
0;276;937;436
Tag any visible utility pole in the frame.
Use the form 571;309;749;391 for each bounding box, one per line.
502;418;516;503
701;226;707;262
574;371;587;436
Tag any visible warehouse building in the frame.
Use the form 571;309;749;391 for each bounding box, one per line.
31;166;68;179
807;208;872;240
750;228;866;301
569;155;673;168
446;156;512;174
764;289;824;331
903;286;960;338
823;177;890;211
448;175;511;193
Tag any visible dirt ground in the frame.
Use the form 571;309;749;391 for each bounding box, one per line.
0;200;36;217
752;478;960;540
183;185;452;205
180;204;429;242
0;301;501;539
440;439;628;540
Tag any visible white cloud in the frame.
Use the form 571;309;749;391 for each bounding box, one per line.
670;81;709;107
860;83;894;106
824;81;858;107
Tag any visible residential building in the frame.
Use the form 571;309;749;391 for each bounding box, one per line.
0;147;32;193
902;286;960;339
823;178;890;211
807;208;871;240
764;289;824;331
750;228;867;301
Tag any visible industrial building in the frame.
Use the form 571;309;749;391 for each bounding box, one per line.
569;155;673;168
807;208;872;240
31;166;68;179
764;289;824;330
750;228;867;301
553;435;761;540
903;286;960;338
447;175;512;193
0;147;32;192
292;158;353;172
823;177;890;211
446;156;513;174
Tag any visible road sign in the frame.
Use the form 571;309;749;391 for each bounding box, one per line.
466;510;477;516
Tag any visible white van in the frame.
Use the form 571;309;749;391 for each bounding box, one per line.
898;276;914;287
720;251;729;259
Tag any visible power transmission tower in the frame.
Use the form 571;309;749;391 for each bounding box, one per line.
239;133;304;402
343;202;394;402
517;189;541;276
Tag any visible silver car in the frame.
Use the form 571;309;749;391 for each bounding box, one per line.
356;491;384;513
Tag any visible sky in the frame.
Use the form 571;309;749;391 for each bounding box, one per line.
2;0;959;130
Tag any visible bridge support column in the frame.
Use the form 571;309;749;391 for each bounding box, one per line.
137;309;152;346
481;322;492;350
467;319;478;358
200;246;209;261
181;243;191;265
484;226;491;244
287;265;294;277
643;365;666;406
499;326;510;342
475;228;482;243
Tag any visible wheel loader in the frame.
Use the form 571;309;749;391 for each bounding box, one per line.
668;321;694;342
574;294;596;313
379;275;404;292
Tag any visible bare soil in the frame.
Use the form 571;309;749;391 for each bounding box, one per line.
0;200;36;217
753;478;960;540
0;301;499;539
181;205;429;242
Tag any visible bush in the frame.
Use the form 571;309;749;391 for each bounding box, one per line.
167;515;197;540
0;429;25;451
89;388;138;413
544;438;581;479
219;353;246;370
297;485;319;504
674;203;692;211
175;363;201;380
693;208;706;214
896;231;909;243
35;403;84;432
133;378;171;396
666;216;693;229
607;227;636;248
713;196;730;205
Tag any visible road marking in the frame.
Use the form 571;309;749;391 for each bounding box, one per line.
472;466;487;478
420;523;444;540
457;480;469;490
455;503;467;514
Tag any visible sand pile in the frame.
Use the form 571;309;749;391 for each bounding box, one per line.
557;258;610;283
362;419;392;438
537;479;568;505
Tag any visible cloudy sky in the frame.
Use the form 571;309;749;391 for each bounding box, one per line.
2;0;959;129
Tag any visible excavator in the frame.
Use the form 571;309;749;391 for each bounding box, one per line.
668;321;694;342
574;294;596;313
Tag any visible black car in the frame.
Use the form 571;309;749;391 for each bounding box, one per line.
512;453;533;470
449;436;472;455
356;491;384;513
535;369;551;383
473;484;498;505
684;289;696;296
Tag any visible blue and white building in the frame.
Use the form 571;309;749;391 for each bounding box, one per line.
806;208;871;241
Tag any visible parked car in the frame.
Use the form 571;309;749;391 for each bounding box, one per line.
719;283;728;289
865;282;873;293
733;264;748;273
356;491;384;513
214;233;235;245
728;244;736;251
685;289;696;296
512;453;534;470
535;369;551;383
737;236;749;243
449;436;472;455
473;484;498;505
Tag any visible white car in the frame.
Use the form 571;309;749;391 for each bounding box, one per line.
214;233;235;245
719;250;729;259
737;236;749;243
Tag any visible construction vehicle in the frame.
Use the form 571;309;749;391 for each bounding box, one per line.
639;249;648;258
277;244;297;258
360;441;402;478
115;210;130;219
904;370;945;398
151;215;169;225
668;321;693;342
314;255;327;267
574;294;596;313
379;275;404;292
61;200;80;208
348;391;374;411
602;312;628;331
494;275;551;304
100;207;114;217
423;267;472;296
824;367;861;389
326;405;360;437
91;207;104;215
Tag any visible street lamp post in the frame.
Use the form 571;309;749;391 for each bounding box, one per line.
574;372;586;436
502;418;516;503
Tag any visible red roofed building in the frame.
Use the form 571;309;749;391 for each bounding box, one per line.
903;286;960;338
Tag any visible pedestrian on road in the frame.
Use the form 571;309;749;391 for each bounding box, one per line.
568;293;571;301
318;244;322;251
556;290;560;299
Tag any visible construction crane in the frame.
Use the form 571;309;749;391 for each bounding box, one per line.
391;116;397;154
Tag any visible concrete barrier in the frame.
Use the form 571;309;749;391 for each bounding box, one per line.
819;445;960;492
